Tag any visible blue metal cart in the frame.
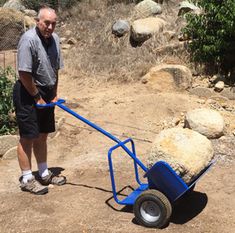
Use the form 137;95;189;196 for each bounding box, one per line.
38;99;214;228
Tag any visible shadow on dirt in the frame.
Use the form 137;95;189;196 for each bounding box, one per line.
64;177;208;228
66;182;134;213
105;185;135;213
130;190;208;229
105;187;208;224
49;167;65;176
66;181;113;194
171;191;208;224
65;170;208;228
33;166;65;179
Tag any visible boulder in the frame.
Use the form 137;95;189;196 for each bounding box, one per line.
214;81;225;92
0;7;35;50
189;87;213;98
178;1;201;16
0;8;25;50
184;108;225;139
141;70;178;91
141;64;192;90
133;0;162;19
112;19;130;37
3;0;25;11
131;17;166;43
147;127;214;184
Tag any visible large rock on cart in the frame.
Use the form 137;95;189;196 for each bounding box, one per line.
147;128;214;184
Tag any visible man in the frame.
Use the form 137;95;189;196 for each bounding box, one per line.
13;6;66;195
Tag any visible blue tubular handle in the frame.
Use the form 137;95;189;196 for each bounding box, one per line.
36;98;66;108
37;98;148;172
37;98;121;143
56;99;121;144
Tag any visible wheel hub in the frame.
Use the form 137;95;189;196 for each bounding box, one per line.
140;201;161;222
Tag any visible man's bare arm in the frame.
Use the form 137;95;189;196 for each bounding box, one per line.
51;71;58;102
19;71;45;104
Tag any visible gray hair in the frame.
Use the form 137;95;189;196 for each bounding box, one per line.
36;6;56;20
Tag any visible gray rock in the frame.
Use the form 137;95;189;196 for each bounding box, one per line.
220;87;235;100
134;0;162;19
214;81;225;92
178;1;201;16
189;87;213;98
3;0;25;11
112;20;130;37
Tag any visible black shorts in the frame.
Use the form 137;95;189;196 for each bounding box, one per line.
13;80;56;139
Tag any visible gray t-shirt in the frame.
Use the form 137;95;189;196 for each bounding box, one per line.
17;27;63;87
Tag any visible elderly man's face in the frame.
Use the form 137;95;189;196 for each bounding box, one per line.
36;9;57;39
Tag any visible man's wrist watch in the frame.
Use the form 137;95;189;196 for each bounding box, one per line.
32;92;41;101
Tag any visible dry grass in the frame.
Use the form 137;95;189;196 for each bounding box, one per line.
58;0;189;84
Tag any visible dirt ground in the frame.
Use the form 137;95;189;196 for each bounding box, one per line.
0;73;234;233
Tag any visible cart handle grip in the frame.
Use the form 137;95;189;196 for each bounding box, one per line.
36;98;66;108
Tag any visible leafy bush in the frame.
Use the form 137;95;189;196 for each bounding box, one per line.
21;0;77;12
182;0;235;75
0;67;17;135
0;0;7;6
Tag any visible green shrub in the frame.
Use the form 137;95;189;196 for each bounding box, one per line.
182;0;235;75
0;67;17;135
0;0;7;7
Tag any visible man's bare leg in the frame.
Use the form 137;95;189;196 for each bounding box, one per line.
33;133;66;185
33;133;49;177
18;136;48;194
17;138;33;182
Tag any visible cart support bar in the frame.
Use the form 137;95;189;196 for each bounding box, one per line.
55;101;148;172
56;102;121;144
36;99;148;172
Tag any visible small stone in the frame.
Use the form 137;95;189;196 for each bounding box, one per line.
214;81;224;92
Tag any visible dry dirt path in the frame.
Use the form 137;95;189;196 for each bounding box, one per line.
0;75;234;233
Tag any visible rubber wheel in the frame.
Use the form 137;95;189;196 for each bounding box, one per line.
133;189;172;228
